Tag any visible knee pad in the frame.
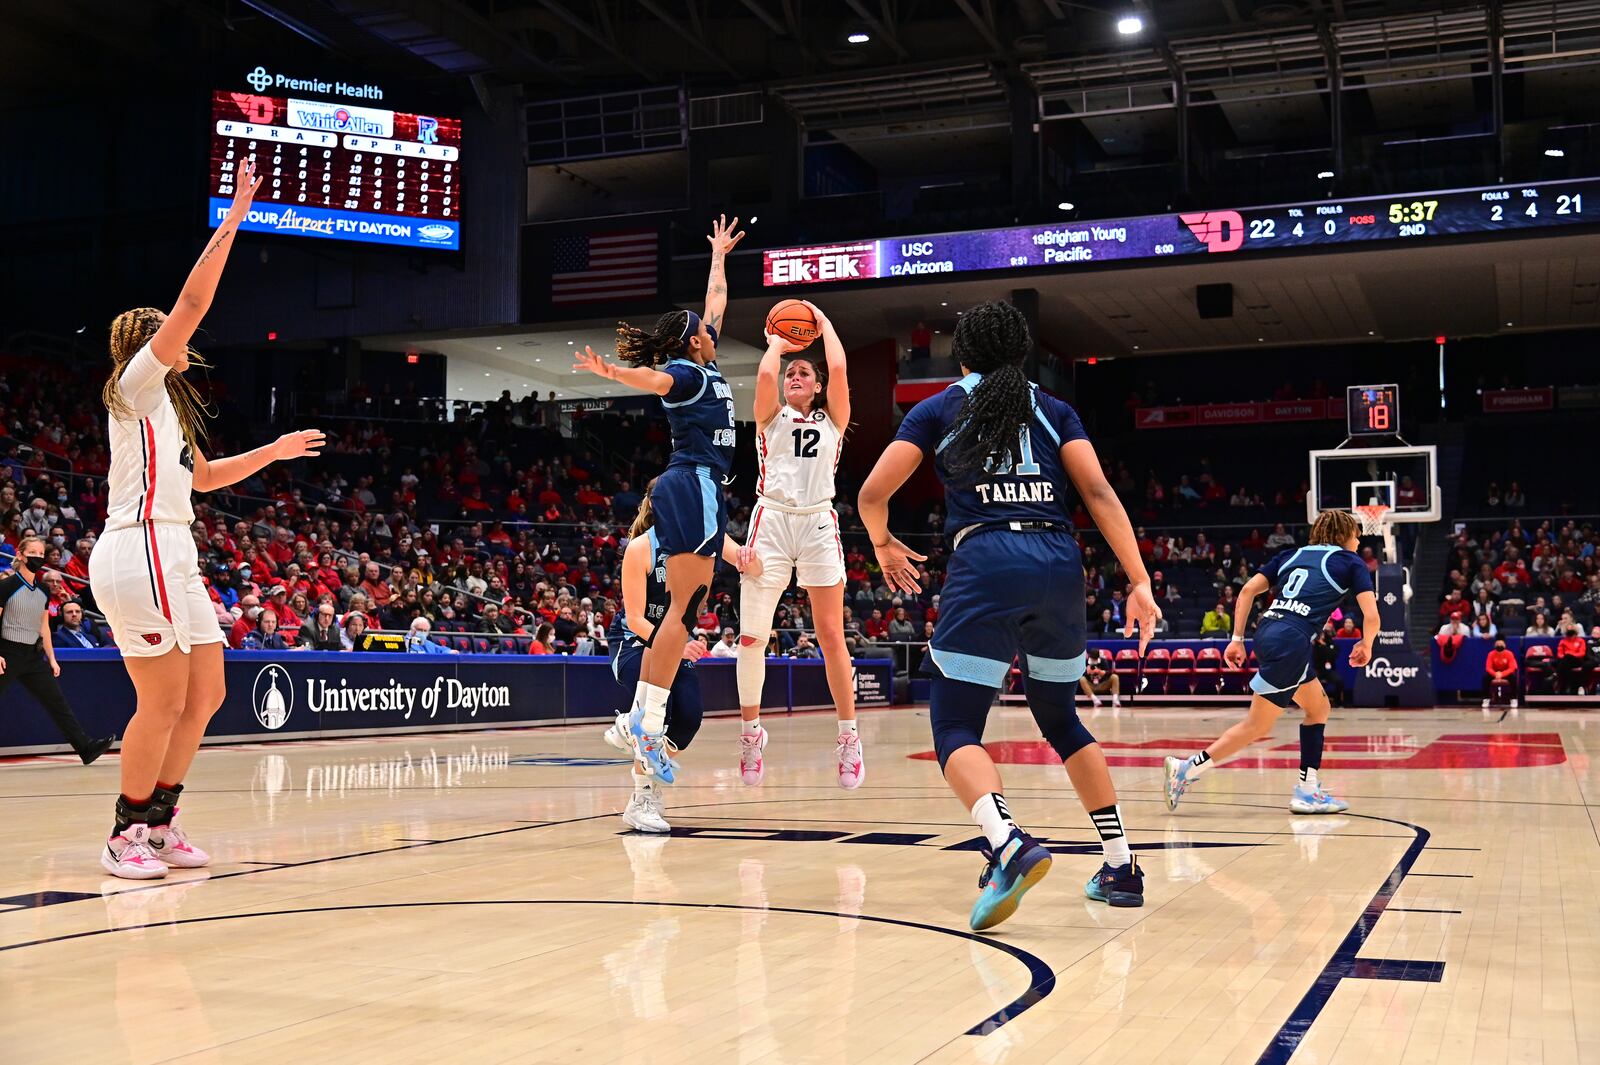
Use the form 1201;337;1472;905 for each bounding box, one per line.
1024;677;1097;761
930;674;996;771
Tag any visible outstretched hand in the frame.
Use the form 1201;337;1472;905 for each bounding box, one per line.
573;345;618;380
1123;581;1163;655
274;429;325;461
707;213;745;256
227;159;263;220
874;537;927;596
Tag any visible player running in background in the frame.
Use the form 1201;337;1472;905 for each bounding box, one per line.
91;161;325;878
736;301;859;788
858;300;1161;930
574;215;743;783
1164;509;1380;815
604;481;760;831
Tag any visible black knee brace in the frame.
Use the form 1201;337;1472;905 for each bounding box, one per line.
930;673;996;770
1024;676;1097;762
680;584;708;629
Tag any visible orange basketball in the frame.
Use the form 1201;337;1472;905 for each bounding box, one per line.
765;299;819;348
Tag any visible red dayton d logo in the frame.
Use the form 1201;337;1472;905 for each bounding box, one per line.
1180;210;1245;253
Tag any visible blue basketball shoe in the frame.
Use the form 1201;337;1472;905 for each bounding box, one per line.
1085;856;1145;907
969;828;1052;931
1164;755;1193;811
628;708;676;784
1290;784;1349;814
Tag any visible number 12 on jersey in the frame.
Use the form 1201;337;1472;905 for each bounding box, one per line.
792;427;820;458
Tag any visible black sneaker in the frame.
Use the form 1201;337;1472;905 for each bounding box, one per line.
80;736;116;766
1085;855;1145;907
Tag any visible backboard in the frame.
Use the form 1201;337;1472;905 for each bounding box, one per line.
1307;445;1438;524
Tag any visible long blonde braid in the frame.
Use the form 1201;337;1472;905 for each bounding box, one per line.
103;308;214;446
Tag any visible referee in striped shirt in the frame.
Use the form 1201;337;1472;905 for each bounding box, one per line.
0;535;114;764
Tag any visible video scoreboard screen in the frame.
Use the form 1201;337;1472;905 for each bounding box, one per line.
208;89;462;251
764;178;1598;287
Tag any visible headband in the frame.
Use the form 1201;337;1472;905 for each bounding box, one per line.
677;310;718;354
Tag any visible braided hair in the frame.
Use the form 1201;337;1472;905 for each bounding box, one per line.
616;311;691;368
103;307;214;446
939;301;1033;479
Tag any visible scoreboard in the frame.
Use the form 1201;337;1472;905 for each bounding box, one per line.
1347;384;1400;437
764;178;1600;287
208;90;462;251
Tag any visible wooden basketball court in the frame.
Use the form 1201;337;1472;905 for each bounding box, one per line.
2;704;1596;1064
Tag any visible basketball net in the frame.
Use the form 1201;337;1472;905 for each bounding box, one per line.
1353;504;1391;537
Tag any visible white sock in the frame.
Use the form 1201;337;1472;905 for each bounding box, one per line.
633;680;648;712
1111;693;1121;706
1186;750;1213;777
640;684;669;733
1299;767;1319;789
632;768;652;794
742;717;761;735
838;718;857;736
1090;804;1131;867
971;793;1018;850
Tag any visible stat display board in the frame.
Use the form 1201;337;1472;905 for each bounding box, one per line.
1347;384;1400;437
764;178;1598;286
208;90;462;251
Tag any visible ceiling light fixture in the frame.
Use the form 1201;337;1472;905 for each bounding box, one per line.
847;31;870;44
1057;201;1075;211
1116;15;1143;35
1546;148;1566;158
1317;170;1335;179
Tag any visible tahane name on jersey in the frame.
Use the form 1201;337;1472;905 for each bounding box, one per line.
974;480;1056;504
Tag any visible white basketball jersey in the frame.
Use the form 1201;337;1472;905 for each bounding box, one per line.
104;343;196;531
756;406;842;510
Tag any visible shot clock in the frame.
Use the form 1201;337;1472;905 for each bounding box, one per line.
1347;384;1400;437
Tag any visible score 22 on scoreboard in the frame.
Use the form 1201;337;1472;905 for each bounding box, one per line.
763;177;1600;286
208;89;462;251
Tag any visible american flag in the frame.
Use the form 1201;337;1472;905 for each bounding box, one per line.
550;229;659;304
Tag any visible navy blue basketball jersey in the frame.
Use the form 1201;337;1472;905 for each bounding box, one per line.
1257;545;1373;638
894;375;1088;538
662;357;736;477
608;528;670;646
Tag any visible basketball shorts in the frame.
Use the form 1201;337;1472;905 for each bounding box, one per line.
1250;621;1315;707
610;637;704;750
89;523;225;658
746;501;846;589
651;464;727;558
924;528;1087;689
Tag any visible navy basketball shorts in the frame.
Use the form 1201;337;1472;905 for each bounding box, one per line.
611;637;704;749
924;529;1088;689
650;463;727;558
1250;621;1315;708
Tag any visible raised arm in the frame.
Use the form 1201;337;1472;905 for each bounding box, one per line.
1060;438;1160;651
150;161;262;367
753;334;789;427
573;346;673;396
703;214;744;332
807;302;851;430
192;429;325;493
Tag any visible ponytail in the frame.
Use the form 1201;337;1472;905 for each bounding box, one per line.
629;478;659;538
617;311;691;368
940;301;1034;478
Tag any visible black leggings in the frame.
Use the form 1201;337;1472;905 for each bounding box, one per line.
0;640;96;754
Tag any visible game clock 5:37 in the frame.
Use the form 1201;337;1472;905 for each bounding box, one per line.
1347;384;1400;436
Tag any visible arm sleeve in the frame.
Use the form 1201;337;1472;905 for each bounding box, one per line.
116;343;172;419
1343;553;1375;596
892;396;944;457
663;364;707;405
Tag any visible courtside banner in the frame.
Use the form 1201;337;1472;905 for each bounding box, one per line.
1482;387;1555;413
0;652;898;752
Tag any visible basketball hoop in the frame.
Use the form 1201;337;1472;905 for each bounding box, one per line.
1354;504;1391;537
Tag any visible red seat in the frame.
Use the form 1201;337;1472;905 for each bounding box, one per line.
1167;647;1196;695
1195;646;1223;694
1144;647;1172;694
1113;648;1142;679
1524;644;1555;694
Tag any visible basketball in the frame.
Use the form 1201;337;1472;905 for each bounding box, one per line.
765;299;819;348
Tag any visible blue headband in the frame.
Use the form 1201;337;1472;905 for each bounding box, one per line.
677;310;718;354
